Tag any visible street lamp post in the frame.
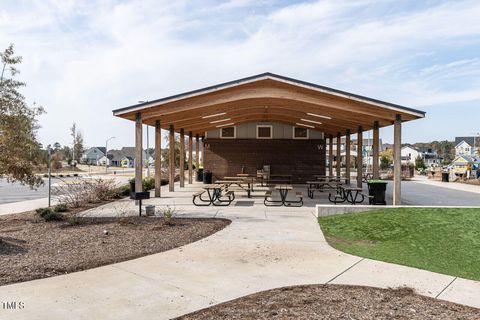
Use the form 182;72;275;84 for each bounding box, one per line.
105;136;116;173
47;145;52;207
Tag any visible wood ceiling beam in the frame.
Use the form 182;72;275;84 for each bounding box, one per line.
142;101;391;129
125;84;402;122
152;110;370;134
184;114;351;136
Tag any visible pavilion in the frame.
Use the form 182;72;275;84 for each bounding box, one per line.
113;73;425;205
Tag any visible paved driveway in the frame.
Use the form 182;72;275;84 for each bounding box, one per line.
1;182;479;320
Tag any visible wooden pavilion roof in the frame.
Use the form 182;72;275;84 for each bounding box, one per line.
113;72;425;136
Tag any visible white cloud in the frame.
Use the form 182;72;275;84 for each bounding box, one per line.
1;0;479;147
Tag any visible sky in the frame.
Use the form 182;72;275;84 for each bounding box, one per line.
1;0;479;150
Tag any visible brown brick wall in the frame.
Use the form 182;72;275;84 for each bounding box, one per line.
203;139;326;184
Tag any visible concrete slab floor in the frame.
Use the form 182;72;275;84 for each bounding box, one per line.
0;181;479;319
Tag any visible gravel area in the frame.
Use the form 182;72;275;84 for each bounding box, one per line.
177;285;479;320
0;211;230;286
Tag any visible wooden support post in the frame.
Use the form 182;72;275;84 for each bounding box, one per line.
179;129;185;188
373;121;380;179
345;129;351;185
135;113;143;192
154;120;161;197
188;131;193;184
336;132;341;177
201;135;205;167
393;115;402;205
328;134;333;176
169;125;175;192
357;127;363;188
195;134;200;171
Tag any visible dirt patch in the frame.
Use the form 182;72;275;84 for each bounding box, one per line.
176;285;479;319
0;211;230;286
326;235;377;247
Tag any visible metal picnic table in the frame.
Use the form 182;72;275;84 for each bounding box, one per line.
216;177;254;197
264;184;303;207
328;185;366;205
192;184;235;206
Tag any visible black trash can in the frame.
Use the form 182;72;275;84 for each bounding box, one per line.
129;180;135;193
196;169;204;182
367;181;387;205
442;172;449;182
203;170;212;184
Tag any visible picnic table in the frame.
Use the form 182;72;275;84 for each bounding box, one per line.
328;185;368;205
215;178;253;198
192;184;235;206
307;176;347;198
264;184;303;207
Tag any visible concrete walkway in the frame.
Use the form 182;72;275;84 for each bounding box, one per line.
1;182;479;319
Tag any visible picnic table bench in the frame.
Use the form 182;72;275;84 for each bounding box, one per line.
215;178;253;198
264;184;303;207
328;186;371;205
192;184;235;206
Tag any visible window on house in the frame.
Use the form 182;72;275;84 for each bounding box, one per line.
293;126;309;139
256;125;272;139
220;126;236;138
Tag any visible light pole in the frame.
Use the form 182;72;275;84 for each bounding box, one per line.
105;136;116;173
47;145;52;207
471;132;480;156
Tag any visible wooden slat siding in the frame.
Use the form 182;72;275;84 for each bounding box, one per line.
393;115;402;205
188;131;193;184
154;120;161;197
135;113;143;192
169;125;175;192
142;105;390;132
179;129;185;188
373;121;380;179
357;127;363;188
336;132;341;177
203;139;326;184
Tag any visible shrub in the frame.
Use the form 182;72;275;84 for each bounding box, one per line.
53;203;69;212
36;208;63;222
143;177;155;191
53;178;119;207
114;184;131;198
158;205;179;225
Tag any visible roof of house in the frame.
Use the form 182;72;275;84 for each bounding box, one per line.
112;72;425;136
84;147;106;154
455;137;475;147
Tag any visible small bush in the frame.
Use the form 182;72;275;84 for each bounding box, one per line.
66;215;82;226
73;173;79;177
113;184;131;198
53;203;69;212
36;208;63;222
143;177;155;191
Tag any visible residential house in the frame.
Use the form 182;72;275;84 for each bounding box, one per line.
455;137;477;157
401;146;441;167
326;137;383;168
80;147;106;165
451;155;480;178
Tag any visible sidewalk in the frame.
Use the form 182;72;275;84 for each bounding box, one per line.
0;184;478;320
412;175;480;194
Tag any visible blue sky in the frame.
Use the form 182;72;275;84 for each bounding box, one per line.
1;0;479;149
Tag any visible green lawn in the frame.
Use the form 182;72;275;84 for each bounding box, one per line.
318;208;480;281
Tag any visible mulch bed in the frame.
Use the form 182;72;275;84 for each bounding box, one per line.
0;211;230;286
176;285;479;320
